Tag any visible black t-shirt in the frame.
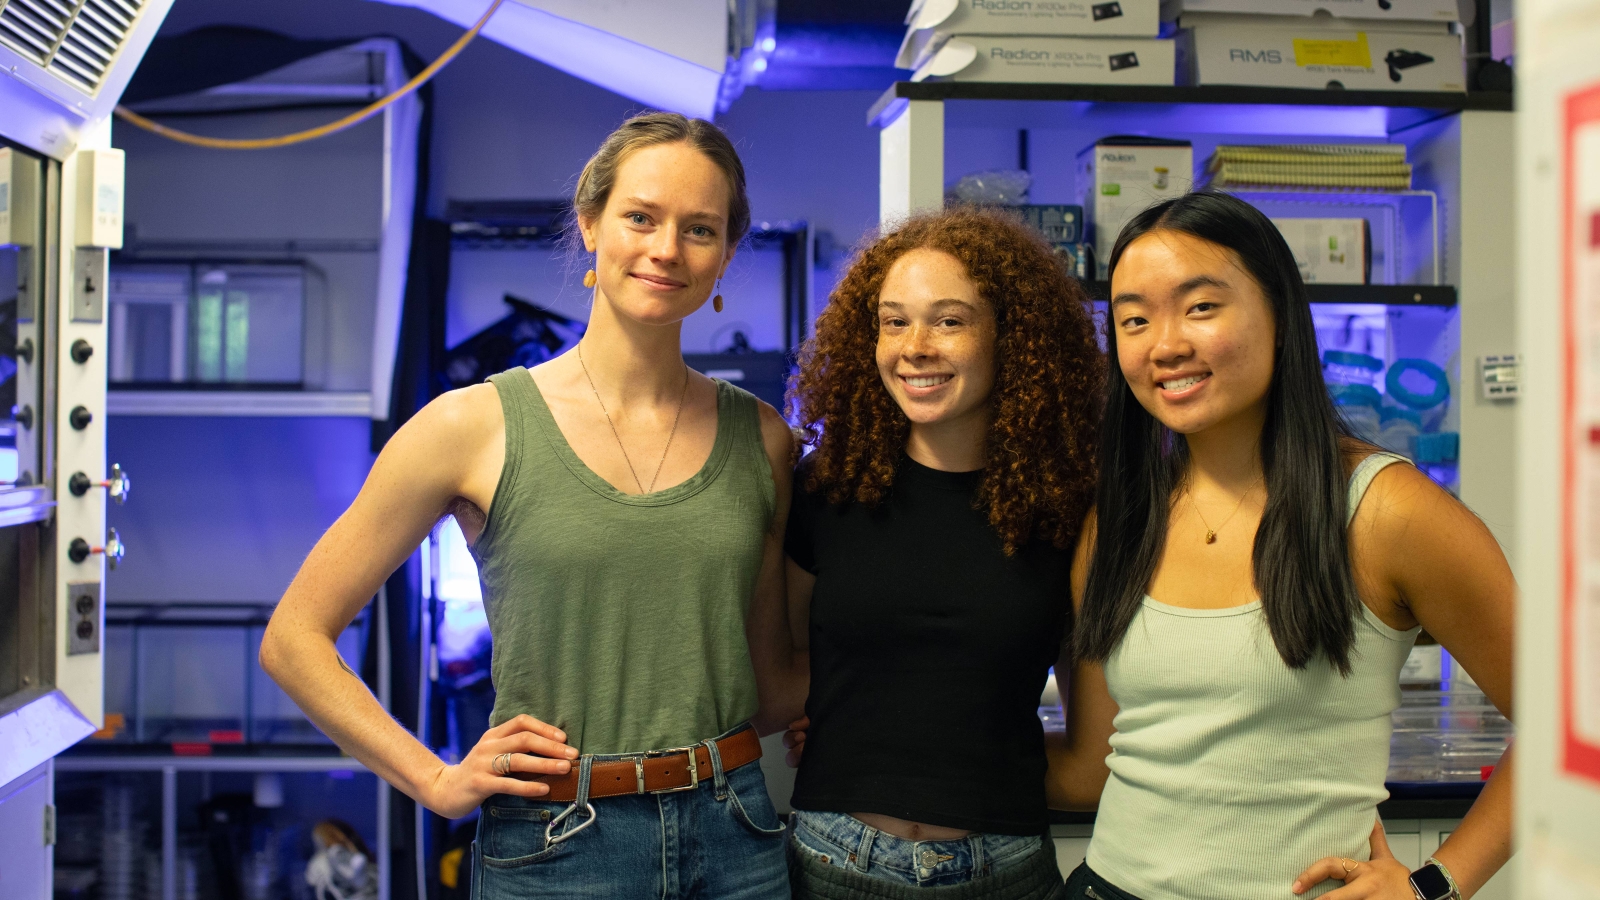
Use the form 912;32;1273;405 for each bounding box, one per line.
785;453;1074;835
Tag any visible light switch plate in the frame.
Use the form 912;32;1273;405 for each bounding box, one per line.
72;247;105;323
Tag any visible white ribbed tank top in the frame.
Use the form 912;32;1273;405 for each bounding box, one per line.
1085;453;1420;900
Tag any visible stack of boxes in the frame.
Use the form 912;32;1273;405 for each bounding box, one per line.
898;0;1176;86
1169;0;1467;92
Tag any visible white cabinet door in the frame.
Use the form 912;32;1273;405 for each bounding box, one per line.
0;763;51;900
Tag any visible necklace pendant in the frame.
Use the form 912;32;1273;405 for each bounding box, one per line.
1205;530;1217;544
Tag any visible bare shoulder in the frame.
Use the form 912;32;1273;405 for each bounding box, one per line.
753;398;797;475
1349;453;1462;536
406;382;503;447
1348;453;1493;598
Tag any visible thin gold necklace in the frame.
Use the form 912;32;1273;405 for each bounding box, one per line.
576;343;690;494
1184;475;1263;544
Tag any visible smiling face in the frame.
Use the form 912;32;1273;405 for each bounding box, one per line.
875;248;998;443
1110;229;1277;436
578;141;733;326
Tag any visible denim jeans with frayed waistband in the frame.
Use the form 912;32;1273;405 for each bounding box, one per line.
788;809;1061;896
471;724;787;900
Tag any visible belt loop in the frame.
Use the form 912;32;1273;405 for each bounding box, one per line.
574;753;594;807
854;823;876;873
545;754;598;846
704;736;729;801
969;834;985;877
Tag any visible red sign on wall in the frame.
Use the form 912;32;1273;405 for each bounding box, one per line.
1561;81;1600;785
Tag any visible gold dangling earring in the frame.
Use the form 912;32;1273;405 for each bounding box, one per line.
583;269;597;289
712;279;724;313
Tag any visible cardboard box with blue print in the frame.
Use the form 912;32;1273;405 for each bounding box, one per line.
1161;0;1460;24
1179;13;1465;91
913;34;1176;85
898;0;1162;69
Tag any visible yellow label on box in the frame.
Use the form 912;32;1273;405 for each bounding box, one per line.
1292;33;1372;68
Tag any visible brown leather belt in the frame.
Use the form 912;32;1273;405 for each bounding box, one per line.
515;726;763;803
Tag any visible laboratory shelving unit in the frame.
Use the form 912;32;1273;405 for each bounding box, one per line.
54;752;388;900
54;599;394;900
872;80;1517;549
873;81;1516;898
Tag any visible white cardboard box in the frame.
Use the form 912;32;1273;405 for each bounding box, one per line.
1180;13;1465;92
1271;217;1369;283
1161;0;1459;23
898;0;1162;68
914;35;1176;85
1077;138;1193;263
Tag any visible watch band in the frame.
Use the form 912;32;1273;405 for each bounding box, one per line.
1427;857;1463;899
1410;857;1462;900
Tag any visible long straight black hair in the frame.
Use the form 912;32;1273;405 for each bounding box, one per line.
1073;191;1362;674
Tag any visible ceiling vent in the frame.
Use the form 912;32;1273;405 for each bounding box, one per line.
1;0;142;92
0;0;173;158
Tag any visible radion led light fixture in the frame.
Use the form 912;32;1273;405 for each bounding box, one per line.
369;0;776;119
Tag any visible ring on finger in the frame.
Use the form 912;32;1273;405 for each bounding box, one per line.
1341;858;1358;875
493;752;511;776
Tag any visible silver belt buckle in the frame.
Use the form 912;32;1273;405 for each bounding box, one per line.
649;743;702;794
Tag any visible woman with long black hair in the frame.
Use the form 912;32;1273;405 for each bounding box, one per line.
1048;191;1513;900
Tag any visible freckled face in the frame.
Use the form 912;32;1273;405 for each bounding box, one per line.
1110;229;1276;436
578;141;734;326
875;248;998;430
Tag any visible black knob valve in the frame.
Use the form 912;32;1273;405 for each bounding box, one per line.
15;405;32;430
68;529;124;569
16;338;33;364
70;406;92;430
68;465;129;503
70;339;93;364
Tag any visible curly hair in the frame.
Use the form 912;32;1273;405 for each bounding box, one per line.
789;207;1104;552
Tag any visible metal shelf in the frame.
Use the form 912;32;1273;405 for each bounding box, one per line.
869;81;1514;127
55;752;369;773
106;390;373;417
1083;282;1457;307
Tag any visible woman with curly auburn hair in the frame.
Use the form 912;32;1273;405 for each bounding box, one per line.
776;206;1102;899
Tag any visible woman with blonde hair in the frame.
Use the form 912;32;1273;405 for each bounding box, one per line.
779;207;1103;898
262;112;804;898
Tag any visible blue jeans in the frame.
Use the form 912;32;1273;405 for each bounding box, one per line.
472;726;787;899
789;809;1045;888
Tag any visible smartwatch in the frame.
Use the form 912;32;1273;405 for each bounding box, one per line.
1409;859;1460;900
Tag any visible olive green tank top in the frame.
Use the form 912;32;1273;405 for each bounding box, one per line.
472;367;775;755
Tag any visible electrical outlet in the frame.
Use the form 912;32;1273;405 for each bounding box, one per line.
71;247;105;323
66;581;100;655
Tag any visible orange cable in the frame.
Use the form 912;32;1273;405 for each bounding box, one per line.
113;0;504;150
